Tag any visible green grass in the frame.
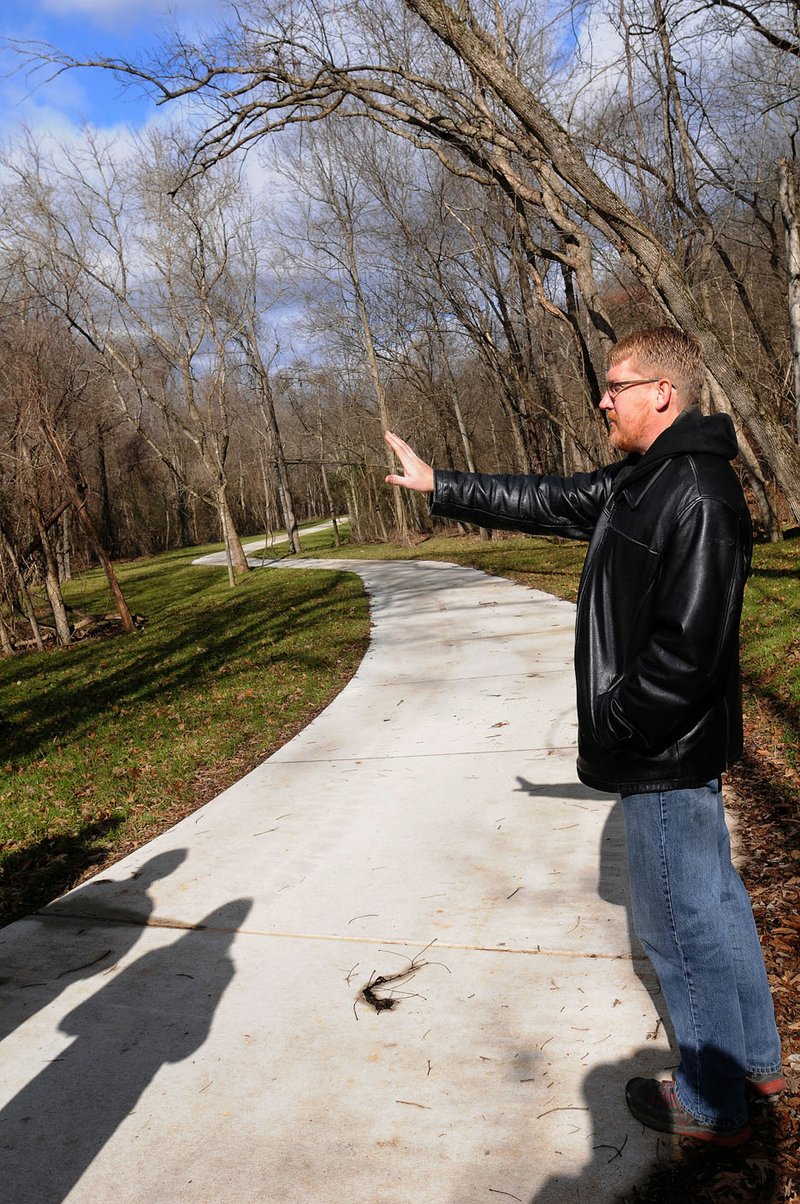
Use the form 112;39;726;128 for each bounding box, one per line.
739;539;800;767
0;527;367;923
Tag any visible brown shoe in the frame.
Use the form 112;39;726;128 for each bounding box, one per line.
625;1077;752;1148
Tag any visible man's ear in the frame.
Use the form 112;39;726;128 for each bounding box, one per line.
654;379;674;412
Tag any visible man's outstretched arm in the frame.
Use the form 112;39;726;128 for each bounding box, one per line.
384;429;618;541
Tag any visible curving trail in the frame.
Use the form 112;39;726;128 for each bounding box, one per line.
190;518;347;566
0;556;671;1203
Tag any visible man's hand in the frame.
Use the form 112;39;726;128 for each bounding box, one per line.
384;431;435;492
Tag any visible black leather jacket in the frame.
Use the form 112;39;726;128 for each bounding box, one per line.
430;409;752;794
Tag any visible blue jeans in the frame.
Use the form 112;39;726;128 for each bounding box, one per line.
622;779;782;1129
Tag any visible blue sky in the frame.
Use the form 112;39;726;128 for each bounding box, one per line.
0;0;226;138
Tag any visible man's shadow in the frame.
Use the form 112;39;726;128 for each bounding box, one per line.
514;780;674;1040
0;848;188;1047
514;784;779;1201
0;897;252;1204
529;1047;780;1203
596;800;674;1043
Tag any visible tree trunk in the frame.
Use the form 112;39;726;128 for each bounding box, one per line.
218;485;249;576
173;471;192;548
39;421;135;633
75;495;135;631
58;509;71;582
450;388;491;540
34;510;71;644
244;335;302;554
705;376;781;542
96;422;117;556
779;157;800;444
321;461;340;546
257;446;275;553
0;604;13;656
317;408;341;547
362;438;389;541
562;264;604;408
275;463;301;554
0;528;44;651
346;237;408;540
497;385;533;471
346;478;362;542
219;498;236;587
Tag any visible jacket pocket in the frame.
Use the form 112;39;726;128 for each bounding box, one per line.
593;679;635;751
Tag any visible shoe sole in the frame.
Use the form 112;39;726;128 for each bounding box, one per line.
679;1124;752;1148
631;1114;753;1148
746;1077;785;1102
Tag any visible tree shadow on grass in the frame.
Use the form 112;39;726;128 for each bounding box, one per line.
1;570;367;765
0;817;127;927
741;675;800;740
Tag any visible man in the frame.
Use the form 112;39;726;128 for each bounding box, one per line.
384;326;782;1147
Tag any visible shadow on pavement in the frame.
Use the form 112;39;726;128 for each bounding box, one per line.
507;779;779;1202
596;802;674;1046
515;779;675;1044
528;1047;780;1203
0;848;188;1046
0;897;252;1204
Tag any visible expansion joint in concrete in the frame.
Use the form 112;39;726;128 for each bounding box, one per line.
271;745;578;765
31;911;645;961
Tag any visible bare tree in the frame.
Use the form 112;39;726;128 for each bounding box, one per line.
10;0;800;524
779;156;800;443
0;132;261;576
276;121;417;537
0;298;135;644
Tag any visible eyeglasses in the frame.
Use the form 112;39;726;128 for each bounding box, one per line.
604;377;668;398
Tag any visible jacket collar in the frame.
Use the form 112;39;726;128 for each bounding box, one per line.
612;408;738;507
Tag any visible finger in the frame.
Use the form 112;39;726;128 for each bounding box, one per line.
385;431;412;457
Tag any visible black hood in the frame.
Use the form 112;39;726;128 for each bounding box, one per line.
615;407;738;494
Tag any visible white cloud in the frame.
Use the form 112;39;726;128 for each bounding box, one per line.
0;64;161;148
551;0;627;121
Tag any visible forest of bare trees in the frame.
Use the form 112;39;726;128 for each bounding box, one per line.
1;0;799;651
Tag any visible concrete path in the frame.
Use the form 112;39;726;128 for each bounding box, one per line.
191;519;346;566
0;557;673;1204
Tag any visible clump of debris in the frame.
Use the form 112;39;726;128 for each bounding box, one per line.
7;611;146;654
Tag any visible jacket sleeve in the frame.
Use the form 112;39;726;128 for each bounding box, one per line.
429;465;620;542
595;495;751;753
